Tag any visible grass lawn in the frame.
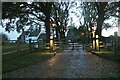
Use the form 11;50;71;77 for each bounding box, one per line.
2;44;29;53
91;50;120;64
85;45;120;77
93;50;120;78
2;41;65;74
2;49;55;74
85;44;120;63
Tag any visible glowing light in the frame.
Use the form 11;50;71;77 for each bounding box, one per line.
96;35;99;51
48;58;56;66
92;31;95;38
92;26;94;30
50;35;53;39
50;35;54;49
50;40;53;49
41;52;54;55
93;40;95;49
64;30;66;32
82;32;84;35
52;23;56;27
96;35;99;38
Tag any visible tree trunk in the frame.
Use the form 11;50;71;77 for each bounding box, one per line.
96;2;107;38
55;19;59;40
62;30;65;39
58;25;63;39
96;9;105;37
21;28;25;43
44;3;52;44
55;27;59;40
45;15;50;44
96;13;104;37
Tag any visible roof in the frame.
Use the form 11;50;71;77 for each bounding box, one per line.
24;31;29;35
38;33;46;41
29;30;40;37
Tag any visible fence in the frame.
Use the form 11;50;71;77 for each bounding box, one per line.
2;40;44;54
2;40;30;54
98;32;119;58
2;39;66;54
90;32;120;53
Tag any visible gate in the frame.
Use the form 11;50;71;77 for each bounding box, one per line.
53;39;84;51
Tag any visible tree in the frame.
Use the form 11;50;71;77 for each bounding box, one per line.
2;2;53;43
51;2;77;40
67;27;80;42
0;33;9;45
0;33;9;41
95;2;108;37
81;2;119;37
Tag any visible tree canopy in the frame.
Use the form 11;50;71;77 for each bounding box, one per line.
81;2;119;37
2;1;120;43
2;1;76;42
2;2;53;43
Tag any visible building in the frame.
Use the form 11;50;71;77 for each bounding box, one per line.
18;27;46;43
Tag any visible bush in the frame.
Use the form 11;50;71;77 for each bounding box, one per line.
0;33;10;45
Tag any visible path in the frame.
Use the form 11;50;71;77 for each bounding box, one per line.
3;43;119;78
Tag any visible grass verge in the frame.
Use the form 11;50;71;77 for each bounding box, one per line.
85;46;120;78
91;50;120;64
2;49;55;74
85;45;120;63
91;51;120;78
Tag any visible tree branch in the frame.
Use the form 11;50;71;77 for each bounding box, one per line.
20;11;45;22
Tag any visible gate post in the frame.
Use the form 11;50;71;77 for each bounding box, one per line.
114;32;118;58
96;35;99;51
29;39;32;53
92;30;96;50
17;38;20;53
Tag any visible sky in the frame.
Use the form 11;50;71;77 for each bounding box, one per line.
0;27;21;40
102;17;118;37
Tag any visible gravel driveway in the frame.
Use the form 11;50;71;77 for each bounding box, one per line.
3;43;119;78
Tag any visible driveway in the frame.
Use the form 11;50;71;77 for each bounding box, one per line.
3;43;119;78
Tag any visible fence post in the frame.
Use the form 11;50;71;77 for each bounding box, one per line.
72;42;74;50
96;35;99;51
29;39;32;53
17;38;20;53
111;36;114;50
38;40;40;49
114;32;118;58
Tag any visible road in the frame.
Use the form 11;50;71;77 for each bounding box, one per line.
3;43;119;78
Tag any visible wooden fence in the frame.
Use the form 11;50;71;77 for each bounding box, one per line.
2;39;44;54
2;39;64;54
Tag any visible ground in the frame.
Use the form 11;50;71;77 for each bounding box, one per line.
2;43;119;78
